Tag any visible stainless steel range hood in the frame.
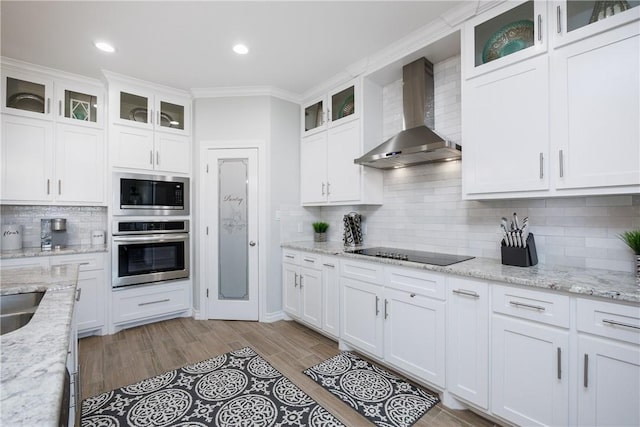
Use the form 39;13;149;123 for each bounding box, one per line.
355;58;461;169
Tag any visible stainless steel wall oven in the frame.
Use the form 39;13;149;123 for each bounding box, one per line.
113;172;189;216
112;220;190;288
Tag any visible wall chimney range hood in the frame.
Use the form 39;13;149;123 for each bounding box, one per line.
355;58;461;169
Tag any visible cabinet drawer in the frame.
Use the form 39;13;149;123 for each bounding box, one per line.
341;258;384;284
385;267;446;300
577;298;640;345
282;250;299;265
492;284;570;328
299;252;321;270
50;253;105;270
0;257;49;269
112;282;190;324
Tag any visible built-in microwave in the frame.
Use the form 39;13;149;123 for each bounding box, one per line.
113;172;189;216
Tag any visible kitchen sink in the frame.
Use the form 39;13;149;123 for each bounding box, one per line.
0;292;44;335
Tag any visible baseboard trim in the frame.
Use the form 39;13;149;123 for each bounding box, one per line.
192;308;206;320
261;310;285;323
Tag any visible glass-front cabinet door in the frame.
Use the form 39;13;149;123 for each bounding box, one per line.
301;96;326;137
154;94;190;135
2;71;54;119
463;1;548;78
55;82;103;127
111;85;154;129
553;0;640;47
328;79;358;127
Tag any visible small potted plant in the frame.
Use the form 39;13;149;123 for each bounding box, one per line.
620;229;640;279
313;222;329;243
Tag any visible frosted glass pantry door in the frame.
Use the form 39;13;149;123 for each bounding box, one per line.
205;148;259;320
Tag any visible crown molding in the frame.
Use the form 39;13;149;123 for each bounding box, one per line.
190;86;302;104
101;69;192;97
1;56;104;87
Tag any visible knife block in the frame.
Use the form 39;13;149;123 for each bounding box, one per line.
501;233;538;267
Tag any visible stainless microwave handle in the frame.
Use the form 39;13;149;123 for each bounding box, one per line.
113;233;188;243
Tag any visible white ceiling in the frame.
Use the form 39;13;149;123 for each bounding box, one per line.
1;1;464;95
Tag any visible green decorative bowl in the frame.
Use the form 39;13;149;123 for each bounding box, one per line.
482;20;534;64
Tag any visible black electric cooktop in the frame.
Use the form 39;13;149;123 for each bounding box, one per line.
346;247;474;266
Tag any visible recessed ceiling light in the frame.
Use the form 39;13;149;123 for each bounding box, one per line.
233;44;249;55
94;41;115;53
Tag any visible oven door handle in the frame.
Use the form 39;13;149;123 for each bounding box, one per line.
113;233;188;243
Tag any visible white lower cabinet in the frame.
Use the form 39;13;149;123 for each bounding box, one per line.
491;283;571;426
281;250;335;336
341;261;445;387
111;280;190;327
446;277;489;409
576;298;640;427
321;256;339;339
341;276;384;358
50;253;107;336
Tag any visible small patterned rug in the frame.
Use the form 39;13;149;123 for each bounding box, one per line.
304;352;439;427
81;346;344;427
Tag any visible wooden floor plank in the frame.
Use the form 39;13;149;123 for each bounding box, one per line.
79;317;497;426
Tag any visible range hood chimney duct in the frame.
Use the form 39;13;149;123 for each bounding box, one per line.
354;57;461;169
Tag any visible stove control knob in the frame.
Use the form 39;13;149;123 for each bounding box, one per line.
402;255;409;261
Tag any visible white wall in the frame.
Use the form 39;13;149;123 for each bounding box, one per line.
192;95;300;317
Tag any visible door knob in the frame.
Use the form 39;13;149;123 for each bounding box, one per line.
249;241;256;247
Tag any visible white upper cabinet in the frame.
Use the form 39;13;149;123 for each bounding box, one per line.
463;1;548;79
55;80;104;128
0;61;106;205
300;77;383;206
110;82;191;136
2;70;54;120
551;0;640;47
301;79;359;138
462;0;640;199
106;73;192;174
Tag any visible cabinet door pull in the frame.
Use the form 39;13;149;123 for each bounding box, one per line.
285;254;295;259
150;150;153;165
453;289;480;298
46;98;51;114
584;354;589;388
300;275;304;288
539;152;544;179
557;347;562;380
156;150;160;165
509;301;545;311
375;296;379;316
556;5;562;34
409;293;416;298
321;182;325;196
47;179;50;195
138;298;170;306
303;258;315;263
75;288;82;302
294;273;298;287
59;100;62;116
602;319;640;330
149;109;153;124
537;14;542;42
326;182;331;196
559;150;564;178
384;299;389;319
58;180;61;195
323;263;335;268
157;110;160;126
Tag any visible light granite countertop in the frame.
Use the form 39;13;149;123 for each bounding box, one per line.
0;244;107;260
282;241;640;304
0;264;80;427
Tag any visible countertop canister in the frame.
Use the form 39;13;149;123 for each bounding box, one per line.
1;224;23;251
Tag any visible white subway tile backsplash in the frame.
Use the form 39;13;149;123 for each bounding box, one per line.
1;205;107;248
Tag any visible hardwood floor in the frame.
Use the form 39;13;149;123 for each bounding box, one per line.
79;317;499;426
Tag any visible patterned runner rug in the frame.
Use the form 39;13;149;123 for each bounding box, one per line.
81;346;344;427
304;352;439;427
